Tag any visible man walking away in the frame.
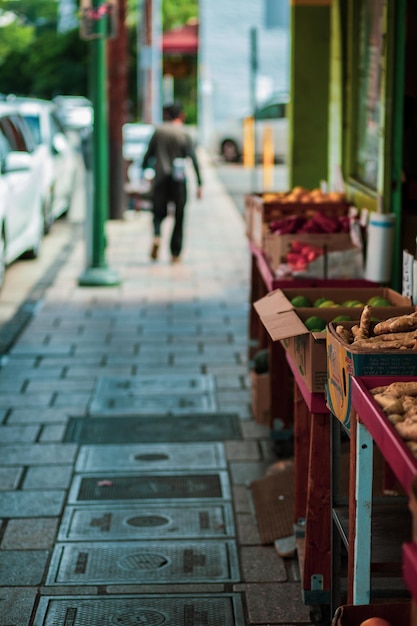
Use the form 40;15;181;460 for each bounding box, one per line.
142;101;203;263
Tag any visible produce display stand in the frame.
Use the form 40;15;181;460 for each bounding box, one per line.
286;351;332;620
330;375;417;613
403;476;417;626
248;241;377;433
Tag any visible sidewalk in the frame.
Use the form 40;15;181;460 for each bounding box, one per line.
0;152;312;625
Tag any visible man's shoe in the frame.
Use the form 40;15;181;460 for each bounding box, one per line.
150;238;160;260
171;255;181;264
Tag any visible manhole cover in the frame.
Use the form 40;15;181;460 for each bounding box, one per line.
89;394;217;416
95;375;216;395
46;541;240;584
68;472;232;504
58;503;235;540
64;414;242;444
75;443;226;472
34;594;245;626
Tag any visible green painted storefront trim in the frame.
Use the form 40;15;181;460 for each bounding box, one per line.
390;0;407;290
289;4;331;189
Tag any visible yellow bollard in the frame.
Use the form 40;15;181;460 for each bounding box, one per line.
243;116;255;168
263;126;274;189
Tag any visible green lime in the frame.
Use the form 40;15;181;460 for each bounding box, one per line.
343;300;363;307
305;316;326;331
313;297;328;307
291;295;312;307
318;300;337;308
332;315;352;322
367;296;391;306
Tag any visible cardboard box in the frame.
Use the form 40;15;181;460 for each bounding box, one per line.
331;602;410;626
263;231;354;273
327;317;417;429
245;192;350;248
254;288;414;394
250;371;271;426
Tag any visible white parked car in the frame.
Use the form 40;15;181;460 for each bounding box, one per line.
9;97;78;232
0;103;45;286
122;122;155;210
52;95;93;132
213;93;289;163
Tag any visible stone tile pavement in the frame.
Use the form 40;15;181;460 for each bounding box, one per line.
0;152;313;625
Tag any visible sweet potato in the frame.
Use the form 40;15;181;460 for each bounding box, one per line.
373;311;417;335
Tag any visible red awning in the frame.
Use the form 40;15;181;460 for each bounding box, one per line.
162;21;198;55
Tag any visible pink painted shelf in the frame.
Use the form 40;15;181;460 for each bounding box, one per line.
351;376;417;494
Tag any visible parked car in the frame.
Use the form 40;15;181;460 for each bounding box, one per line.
9;96;78;232
0;103;45;287
122;122;155;210
52;95;93;132
213;93;289;163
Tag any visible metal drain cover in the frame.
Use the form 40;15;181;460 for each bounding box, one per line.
35;594;245;626
95;375;216;395
76;443;226;472
58;503;235;541
89;394;218;416
64;414;242;444
46;540;240;584
68;472;231;504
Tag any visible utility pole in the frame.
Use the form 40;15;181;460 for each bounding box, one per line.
107;0;128;219
141;0;162;124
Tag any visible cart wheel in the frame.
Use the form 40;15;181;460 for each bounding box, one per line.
309;604;331;625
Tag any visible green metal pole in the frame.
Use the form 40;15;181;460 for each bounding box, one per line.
78;0;120;287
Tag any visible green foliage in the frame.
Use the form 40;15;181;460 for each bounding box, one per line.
0;28;89;99
162;0;198;31
0;0;198;109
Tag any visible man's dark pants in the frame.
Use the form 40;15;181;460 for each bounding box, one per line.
152;177;187;257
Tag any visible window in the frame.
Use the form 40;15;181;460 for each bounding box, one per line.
255;102;286;120
353;0;385;189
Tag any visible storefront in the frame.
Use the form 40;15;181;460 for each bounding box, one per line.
288;0;416;291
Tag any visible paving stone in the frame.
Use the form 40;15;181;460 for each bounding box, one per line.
213;375;244;389
240;546;287;582
9;344;73;356
229;461;272;485
0;393;53;407
232;485;253;514
25;379;96;392
0;587;38;626
0;550;49;585
0;467;23;490
23;465;73;489
240;421;271;439
236;513;261;545
236;582;311;623
2;517;59;549
225;441;261;461
0;425;40;443
0;379;24;392
0;491;65;517
39;424;67;442
0;444;77;465
7;408;73;424
65;366;134;378
216;403;252;419
53;392;91;408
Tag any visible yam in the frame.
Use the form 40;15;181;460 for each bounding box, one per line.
372;393;404;415
335;325;353;344
373;311;417;335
